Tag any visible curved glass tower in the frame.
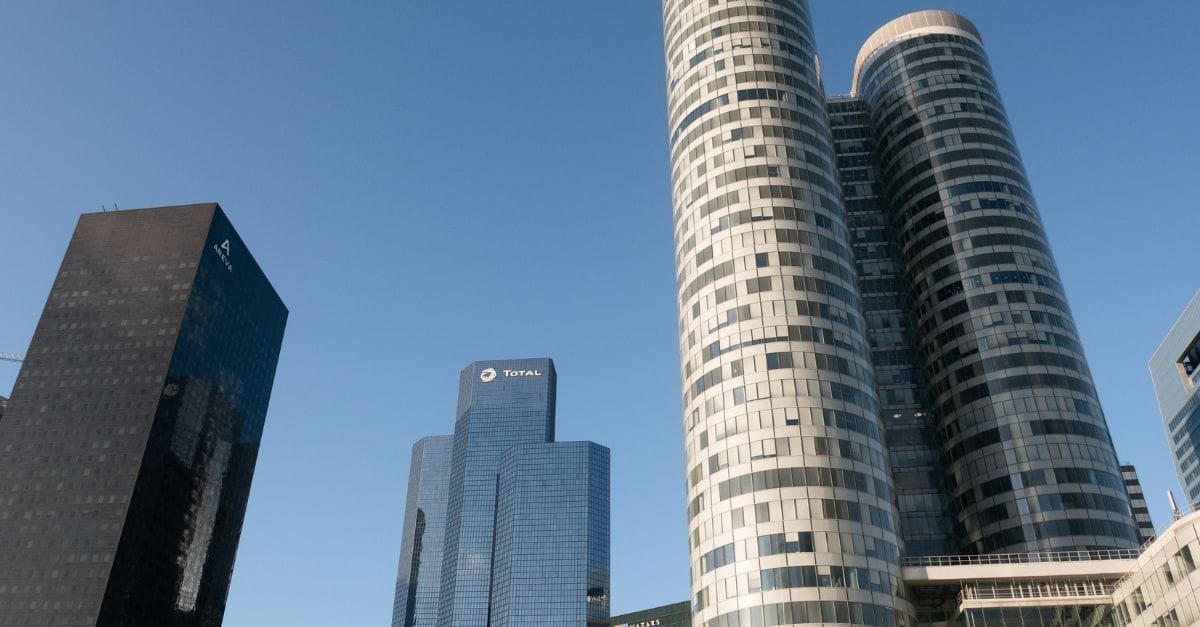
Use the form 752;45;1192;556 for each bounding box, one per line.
662;1;905;624
851;11;1137;554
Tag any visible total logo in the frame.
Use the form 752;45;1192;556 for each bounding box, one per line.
479;367;542;382
212;239;233;272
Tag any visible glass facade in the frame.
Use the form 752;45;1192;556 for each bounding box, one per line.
828;96;955;558
850;11;1135;554
490;441;610;627
0;204;287;625
392;436;454;627
1150;290;1200;503
432;358;610;626
437;359;556;626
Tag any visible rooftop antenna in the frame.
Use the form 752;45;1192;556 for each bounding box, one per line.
1169;490;1183;521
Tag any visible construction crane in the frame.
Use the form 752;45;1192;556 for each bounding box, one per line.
0;353;24;364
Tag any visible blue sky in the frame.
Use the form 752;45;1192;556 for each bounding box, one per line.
0;1;1197;624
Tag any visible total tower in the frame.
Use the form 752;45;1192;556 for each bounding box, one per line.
661;3;1135;625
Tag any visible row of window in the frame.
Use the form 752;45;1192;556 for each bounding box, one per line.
704;599;897;627
687;492;899;562
960;465;1125;509
704;432;886;478
859;33;988;103
975;490;1131;527
943;417;1112;474
715;463;891;503
663;2;809;63
953;371;1095;413
695;564;896;612
971;515;1138;553
878;113;1012;204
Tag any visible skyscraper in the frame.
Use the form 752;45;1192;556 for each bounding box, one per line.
437;359;556;626
664;1;905;623
395;358;610;627
490;441;610;626
0;204;287;625
661;3;1135;624
392;436;454;627
1151;290;1200;503
848;10;1133;556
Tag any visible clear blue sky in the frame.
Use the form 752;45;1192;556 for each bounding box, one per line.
0;2;1196;624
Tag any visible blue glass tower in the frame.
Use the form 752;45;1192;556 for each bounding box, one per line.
391;436;454;627
490;441;611;626
435;359;555;626
393;358;609;626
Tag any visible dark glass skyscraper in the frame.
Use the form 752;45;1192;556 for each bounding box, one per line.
392;436;454;627
0;204;287;625
850;10;1135;555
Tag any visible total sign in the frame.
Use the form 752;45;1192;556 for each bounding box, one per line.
480;367;542;382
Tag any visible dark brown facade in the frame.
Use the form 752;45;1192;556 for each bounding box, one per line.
611;601;690;627
0;204;287;626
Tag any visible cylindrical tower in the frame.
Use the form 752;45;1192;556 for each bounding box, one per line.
662;1;906;624
852;11;1138;554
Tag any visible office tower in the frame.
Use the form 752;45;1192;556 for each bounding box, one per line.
429;358;609;627
664;1;907;623
611;601;691;627
661;2;1137;623
0;204;287;625
392;436;454;627
1121;464;1155;544
848;9;1134;555
1152;291;1200;501
438;359;555;625
490;441;610;626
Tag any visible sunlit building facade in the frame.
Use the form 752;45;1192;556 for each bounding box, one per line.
1151;290;1200;503
661;3;1135;624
